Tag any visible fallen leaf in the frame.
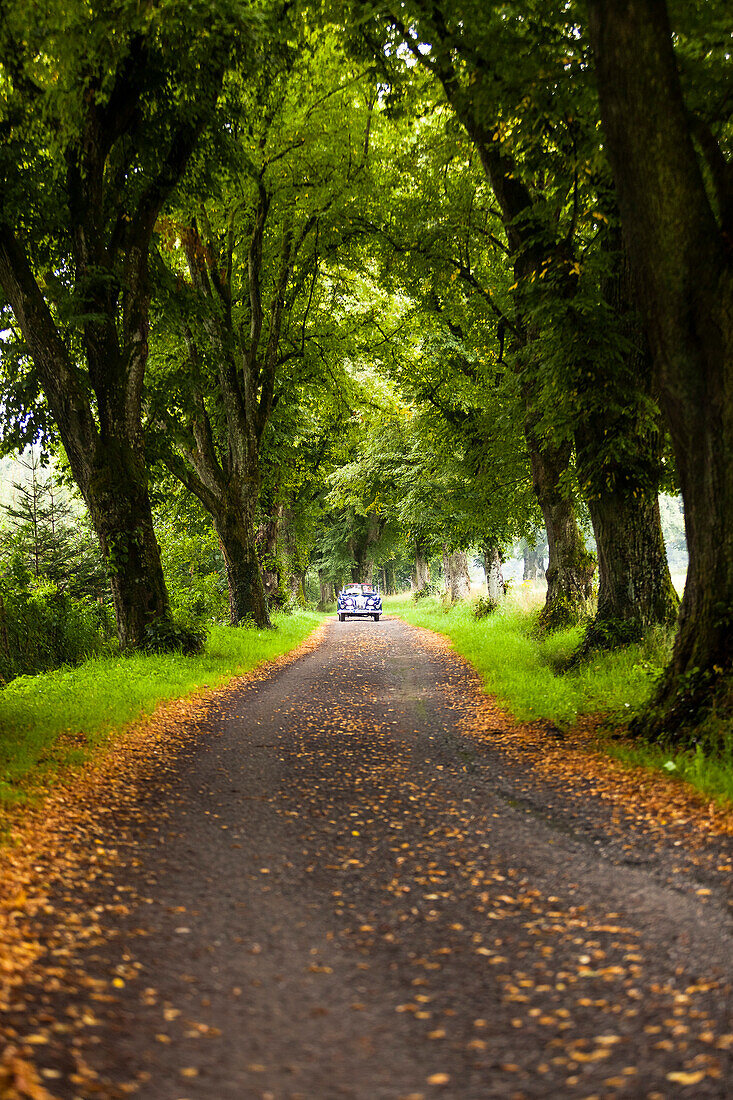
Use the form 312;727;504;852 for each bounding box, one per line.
666;1070;707;1085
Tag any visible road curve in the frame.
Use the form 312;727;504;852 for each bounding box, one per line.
3;616;731;1098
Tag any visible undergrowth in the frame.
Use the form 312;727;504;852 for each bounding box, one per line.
390;595;732;806
0;610;321;811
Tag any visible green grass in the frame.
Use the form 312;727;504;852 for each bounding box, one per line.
389;594;733;807
606;734;733;805
0;610;322;810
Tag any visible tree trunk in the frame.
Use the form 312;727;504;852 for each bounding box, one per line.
256;504;283;606
518;299;595;629
443;547;471;603
84;441;171;649
288;571;306;607
317;573;334;611
213;489;270;628
528;436;595;630
519;536;541;580
412;553;430;591
407;30;595;631
522;543;534;582
0;232;178;651
588;0;732;741
581;482;678;650
574;236;678;653
483;545;505;603
357;559;374;584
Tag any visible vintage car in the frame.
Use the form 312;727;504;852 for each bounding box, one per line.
337;583;382;622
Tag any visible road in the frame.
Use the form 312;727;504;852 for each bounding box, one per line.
2;617;731;1098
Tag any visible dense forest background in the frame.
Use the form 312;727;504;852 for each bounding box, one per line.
0;0;730;750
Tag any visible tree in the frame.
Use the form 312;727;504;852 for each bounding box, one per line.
148;33;374;625
336;106;537;594
0;0;256;648
1;452;107;599
528;221;679;650
354;0;597;625
353;0;682;640
587;0;732;739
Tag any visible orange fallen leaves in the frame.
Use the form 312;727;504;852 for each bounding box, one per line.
413;623;733;839
0;1047;56;1100
666;1069;707;1084
426;1072;450;1085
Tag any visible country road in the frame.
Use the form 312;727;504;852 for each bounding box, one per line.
2;617;732;1099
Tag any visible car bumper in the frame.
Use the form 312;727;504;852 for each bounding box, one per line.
338;608;381;616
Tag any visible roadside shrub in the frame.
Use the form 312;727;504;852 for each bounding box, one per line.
474;594;500;619
142;617;205;655
0;563;113;682
412;582;439;601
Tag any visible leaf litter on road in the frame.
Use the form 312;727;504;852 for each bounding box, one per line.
0;618;731;1098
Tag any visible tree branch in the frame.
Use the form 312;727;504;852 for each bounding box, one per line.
0;221;98;486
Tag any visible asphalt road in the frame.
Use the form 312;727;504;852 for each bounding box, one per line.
4;617;732;1099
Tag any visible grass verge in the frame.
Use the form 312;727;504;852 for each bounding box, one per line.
0;610;322;811
389;595;733;806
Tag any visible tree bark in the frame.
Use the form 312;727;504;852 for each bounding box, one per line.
580;479;678;651
349;513;380;584
0;38;223;650
483;545;505;603
156;189;306;630
0;231;177;649
528;434;595;630
85;440;172;648
317;572;334;610
256;503;284;606
213;487;270;628
588;0;732;740
574;236;679;652
443;547;471;602
288;571;307;607
412;553;431;591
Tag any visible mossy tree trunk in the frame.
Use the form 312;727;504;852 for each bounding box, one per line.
589;0;733;741
527;432;595;630
213;483;270;628
317;572;335;610
256;503;284;606
574;237;678;653
86;440;172;649
581;479;678;650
